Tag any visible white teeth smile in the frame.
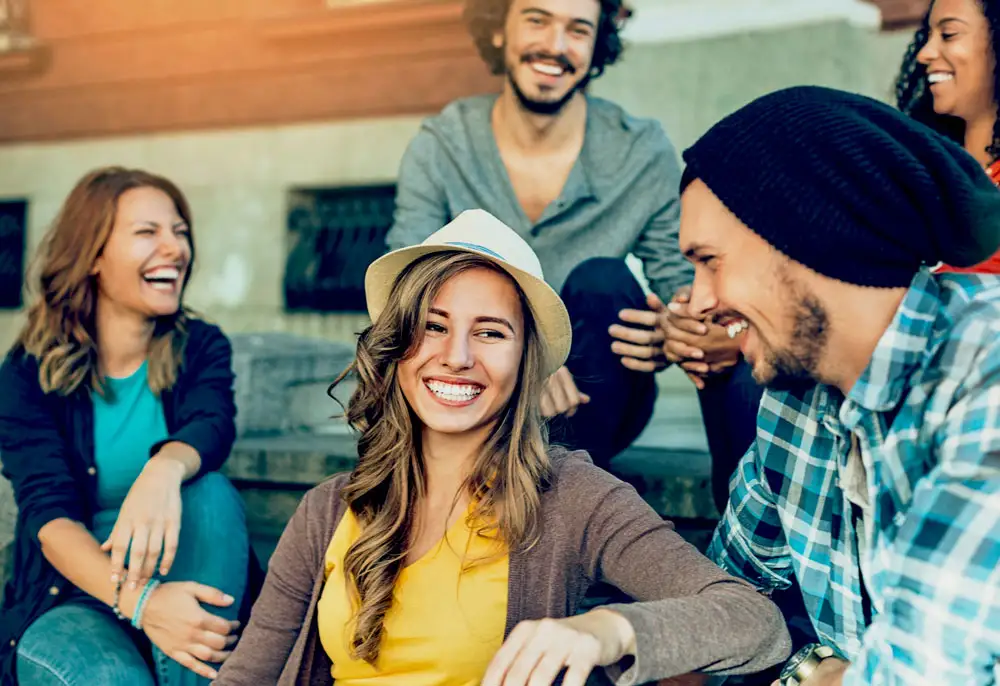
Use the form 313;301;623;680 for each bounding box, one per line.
726;320;749;339
531;62;564;77
426;381;483;402
928;72;954;84
142;266;181;292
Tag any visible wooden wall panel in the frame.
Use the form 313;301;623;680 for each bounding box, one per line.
0;0;499;143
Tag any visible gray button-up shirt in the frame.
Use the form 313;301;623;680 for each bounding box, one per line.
386;94;692;301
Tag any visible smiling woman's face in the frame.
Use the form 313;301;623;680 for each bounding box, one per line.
92;186;191;320
917;0;996;124
397;266;526;441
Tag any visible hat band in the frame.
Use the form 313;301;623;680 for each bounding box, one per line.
444;241;506;260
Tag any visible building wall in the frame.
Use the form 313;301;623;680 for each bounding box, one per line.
0;2;918;353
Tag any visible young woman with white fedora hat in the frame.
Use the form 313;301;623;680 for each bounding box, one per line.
215;210;790;686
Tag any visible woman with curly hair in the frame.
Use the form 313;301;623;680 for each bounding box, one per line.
0;167;257;685
216;210;790;686
896;0;1000;273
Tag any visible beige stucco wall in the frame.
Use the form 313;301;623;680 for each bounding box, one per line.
0;8;918;355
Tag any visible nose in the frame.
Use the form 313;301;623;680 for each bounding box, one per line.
440;331;474;371
687;271;719;320
158;229;185;261
917;34;938;66
543;23;568;55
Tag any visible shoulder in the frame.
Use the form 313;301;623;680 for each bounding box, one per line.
180;316;232;364
298;473;352;530
427;95;495;133
0;344;44;405
543;445;636;509
0;344;37;384
587;96;676;153
585;97;681;182
929;275;1000;386
411;95;495;149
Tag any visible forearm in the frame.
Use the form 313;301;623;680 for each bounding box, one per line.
605;581;791;684
38;518;144;615
152;441;202;481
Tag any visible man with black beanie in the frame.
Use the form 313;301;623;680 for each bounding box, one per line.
680;86;1000;685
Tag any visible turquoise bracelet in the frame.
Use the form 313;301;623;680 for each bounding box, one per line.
130;579;161;630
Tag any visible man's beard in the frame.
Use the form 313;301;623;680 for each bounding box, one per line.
506;52;590;116
755;288;830;394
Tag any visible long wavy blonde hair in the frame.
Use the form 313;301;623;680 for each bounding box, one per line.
330;251;551;665
17;166;195;397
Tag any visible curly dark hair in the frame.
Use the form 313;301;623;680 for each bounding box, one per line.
463;0;631;78
895;0;1000;161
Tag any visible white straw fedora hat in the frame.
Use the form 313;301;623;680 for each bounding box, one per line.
365;209;571;376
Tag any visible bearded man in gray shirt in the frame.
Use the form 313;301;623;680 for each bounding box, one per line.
387;0;761;491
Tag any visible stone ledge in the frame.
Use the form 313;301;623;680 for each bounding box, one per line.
225;422;717;522
230;333;356;437
622;0;880;45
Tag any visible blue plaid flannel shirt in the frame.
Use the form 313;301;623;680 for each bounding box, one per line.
708;270;1000;685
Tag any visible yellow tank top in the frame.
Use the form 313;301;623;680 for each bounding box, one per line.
316;506;509;685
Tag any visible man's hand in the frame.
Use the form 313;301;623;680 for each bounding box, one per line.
771;657;849;686
540;366;591;418
610;293;668;372
481;609;636;686
662;287;741;389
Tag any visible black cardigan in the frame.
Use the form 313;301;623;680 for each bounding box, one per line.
0;319;261;685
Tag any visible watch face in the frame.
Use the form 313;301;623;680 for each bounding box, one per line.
780;644;817;679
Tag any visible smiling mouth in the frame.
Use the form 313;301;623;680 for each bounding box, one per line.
928;72;954;84
142;265;184;293
424;380;485;404
530;62;566;77
716;314;750;339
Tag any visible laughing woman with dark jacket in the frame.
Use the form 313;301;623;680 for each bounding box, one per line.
0;167;257;686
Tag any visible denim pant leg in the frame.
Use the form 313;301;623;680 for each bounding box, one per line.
152;472;250;686
16;600;155;686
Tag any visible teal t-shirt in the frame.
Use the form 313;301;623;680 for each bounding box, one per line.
91;361;169;533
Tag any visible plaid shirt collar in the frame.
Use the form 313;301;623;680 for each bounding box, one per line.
845;269;943;416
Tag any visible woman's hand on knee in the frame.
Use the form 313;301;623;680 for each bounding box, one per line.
102;456;186;588
138;581;240;680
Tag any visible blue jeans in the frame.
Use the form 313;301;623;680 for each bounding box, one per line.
15;472;250;686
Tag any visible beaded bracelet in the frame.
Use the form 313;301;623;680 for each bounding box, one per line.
111;577;126;621
130;579;161;631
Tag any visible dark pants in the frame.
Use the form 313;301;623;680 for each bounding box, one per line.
550;258;658;471
697;359;764;514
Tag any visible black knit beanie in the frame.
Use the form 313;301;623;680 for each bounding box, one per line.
680;85;1000;287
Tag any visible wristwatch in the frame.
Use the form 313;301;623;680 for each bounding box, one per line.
779;643;837;686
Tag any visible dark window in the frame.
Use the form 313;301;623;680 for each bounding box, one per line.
0;200;27;310
284;185;397;313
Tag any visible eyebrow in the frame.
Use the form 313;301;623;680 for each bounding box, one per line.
521;7;596;29
936;17;969;28
428;308;517;334
131;219;188;229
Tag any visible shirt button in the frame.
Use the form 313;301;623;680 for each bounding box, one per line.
87;467;97;476
894;512;906;527
48;586;59;596
8;639;14;648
